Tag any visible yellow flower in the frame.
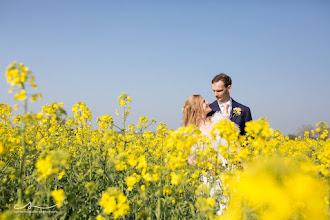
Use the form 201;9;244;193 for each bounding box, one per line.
207;198;216;207
119;100;125;106
126;176;138;191
136;156;147;170
171;172;180;185
99;193;117;215
97;115;114;130
118;92;131;107
9;174;16;180
58;170;65;180
35;150;69;182
195;197;213;213
245;118;274;138
96;215;105;220
0;142;5;155
30;93;42;102
51;189;65;208
20;70;28;82
152;173;160;181
137;116;148;130
191;171;199;179
71;101;92;126
36;156;53;181
127;154;138;167
115;161;127;171
29;75;37;89
163;186;172;196
222;158;328;220
14;90;27;101
6;62;40;102
99;187;129;218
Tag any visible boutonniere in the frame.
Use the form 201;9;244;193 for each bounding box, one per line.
233;107;242;117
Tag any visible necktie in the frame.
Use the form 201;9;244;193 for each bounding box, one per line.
222;103;229;117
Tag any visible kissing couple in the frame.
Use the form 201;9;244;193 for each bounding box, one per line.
182;73;252;137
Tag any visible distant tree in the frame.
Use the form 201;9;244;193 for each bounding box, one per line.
296;124;317;139
287;134;297;140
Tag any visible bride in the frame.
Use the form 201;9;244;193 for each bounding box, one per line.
182;95;230;214
182;94;229;165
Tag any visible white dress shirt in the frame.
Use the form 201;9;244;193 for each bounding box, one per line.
218;98;232;115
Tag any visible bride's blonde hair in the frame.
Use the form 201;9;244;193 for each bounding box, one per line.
182;95;204;127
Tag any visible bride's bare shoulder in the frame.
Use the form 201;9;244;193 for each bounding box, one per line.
199;120;213;135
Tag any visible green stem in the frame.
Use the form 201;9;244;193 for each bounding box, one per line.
89;153;92;181
18;98;27;204
113;124;122;130
123;106;126;150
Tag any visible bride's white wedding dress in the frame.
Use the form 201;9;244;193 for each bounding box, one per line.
197;112;230;215
199;112;229;165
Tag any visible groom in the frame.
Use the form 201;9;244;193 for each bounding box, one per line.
207;73;252;135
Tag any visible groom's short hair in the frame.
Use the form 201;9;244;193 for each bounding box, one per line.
212;73;232;87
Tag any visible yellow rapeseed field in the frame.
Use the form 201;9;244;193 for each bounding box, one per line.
0;62;329;219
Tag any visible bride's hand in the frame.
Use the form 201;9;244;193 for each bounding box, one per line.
188;155;196;166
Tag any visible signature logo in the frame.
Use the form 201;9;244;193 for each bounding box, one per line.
14;202;58;210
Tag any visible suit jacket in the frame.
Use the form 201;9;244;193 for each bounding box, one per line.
207;99;252;135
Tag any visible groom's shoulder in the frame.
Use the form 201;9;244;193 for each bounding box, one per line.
208;100;219;117
232;99;250;111
210;100;218;107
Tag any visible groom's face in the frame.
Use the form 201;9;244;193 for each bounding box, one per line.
212;80;231;102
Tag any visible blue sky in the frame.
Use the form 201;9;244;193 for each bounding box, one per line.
1;0;329;135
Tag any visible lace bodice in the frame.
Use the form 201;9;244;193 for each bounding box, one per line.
199;112;228;138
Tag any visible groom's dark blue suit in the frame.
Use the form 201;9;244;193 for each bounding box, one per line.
207;99;252;136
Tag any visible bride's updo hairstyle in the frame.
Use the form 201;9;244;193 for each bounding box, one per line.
182;95;204;127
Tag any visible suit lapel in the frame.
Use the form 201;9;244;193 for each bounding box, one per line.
210;100;220;112
230;99;238;121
